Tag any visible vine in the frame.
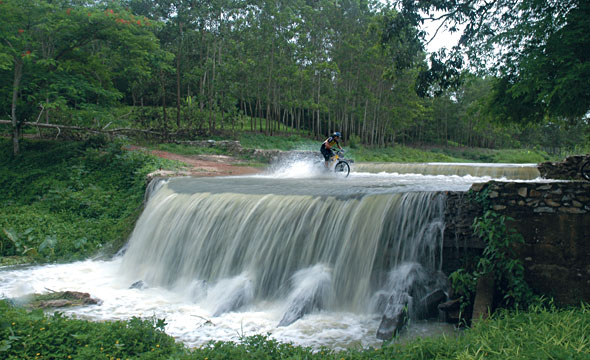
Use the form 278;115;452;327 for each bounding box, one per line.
450;185;535;321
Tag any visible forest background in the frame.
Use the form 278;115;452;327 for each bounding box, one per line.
1;0;588;158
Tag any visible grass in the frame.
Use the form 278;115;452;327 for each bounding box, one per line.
347;145;464;163
1;300;588;359
427;146;554;163
238;133;318;151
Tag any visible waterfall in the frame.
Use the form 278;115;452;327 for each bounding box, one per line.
120;178;447;322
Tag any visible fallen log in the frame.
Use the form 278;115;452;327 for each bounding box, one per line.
0;120;164;136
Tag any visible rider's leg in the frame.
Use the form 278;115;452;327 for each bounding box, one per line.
321;146;332;169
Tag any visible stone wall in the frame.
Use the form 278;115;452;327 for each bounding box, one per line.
444;181;590;305
443;191;484;275
538;155;590;180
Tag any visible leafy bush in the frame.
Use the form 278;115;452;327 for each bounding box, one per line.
0;138;177;262
449;186;537;322
0;301;183;359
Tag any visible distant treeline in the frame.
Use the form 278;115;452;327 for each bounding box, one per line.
1;0;588;153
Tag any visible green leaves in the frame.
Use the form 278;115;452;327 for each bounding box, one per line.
0;301;182;359
0;138;178;262
399;0;590;123
451;189;535;316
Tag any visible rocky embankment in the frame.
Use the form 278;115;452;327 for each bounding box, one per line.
538;155;590;180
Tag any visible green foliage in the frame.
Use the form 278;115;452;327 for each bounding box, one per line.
239;133;317;151
429;146;553;163
472;210;534;309
347;145;462;163
450;186;536;319
2;299;589;359
0;300;183;359
0;0;164;126
0;138;175;262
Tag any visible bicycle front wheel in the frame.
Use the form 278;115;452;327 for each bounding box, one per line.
334;161;350;177
581;160;590;181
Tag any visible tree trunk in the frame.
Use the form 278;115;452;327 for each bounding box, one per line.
161;71;168;137
265;37;275;136
11;57;23;155
176;22;183;129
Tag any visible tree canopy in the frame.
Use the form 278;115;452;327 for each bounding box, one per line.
397;0;590;122
1;0;588;155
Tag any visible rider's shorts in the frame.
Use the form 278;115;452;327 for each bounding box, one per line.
320;145;333;161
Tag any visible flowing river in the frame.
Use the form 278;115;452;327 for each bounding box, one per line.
0;159;541;350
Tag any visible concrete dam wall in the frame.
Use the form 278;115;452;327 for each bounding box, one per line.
444;180;590;305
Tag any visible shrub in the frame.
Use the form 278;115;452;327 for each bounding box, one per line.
0;138;177;262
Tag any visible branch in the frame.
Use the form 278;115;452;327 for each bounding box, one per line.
0;120;164;136
35;104;45;123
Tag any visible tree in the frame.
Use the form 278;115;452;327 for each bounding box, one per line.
0;0;162;155
396;0;590;122
0;0;51;155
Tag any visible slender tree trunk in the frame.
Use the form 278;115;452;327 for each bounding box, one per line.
176;22;183;129
249;101;254;131
161;71;168;137
45;96;49;124
209;43;217;134
265;37;275;136
11;57;23;155
316;74;321;137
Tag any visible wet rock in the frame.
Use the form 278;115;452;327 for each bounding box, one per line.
278;294;321;327
212;279;254;317
130;280;147;289
376;293;410;341
26;291;100;309
277;265;331;327
538;155;590;180
417;289;447;320
438;298;461;323
472;274;494;322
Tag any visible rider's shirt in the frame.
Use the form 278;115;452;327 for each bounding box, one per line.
323;136;339;149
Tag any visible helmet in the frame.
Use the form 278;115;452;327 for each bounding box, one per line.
333;132;341;137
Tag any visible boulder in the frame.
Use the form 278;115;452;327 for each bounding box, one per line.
27;291;100;309
278;294;319;327
417;289;447;320
129;280;147;289
438;298;461;323
376;293;410;341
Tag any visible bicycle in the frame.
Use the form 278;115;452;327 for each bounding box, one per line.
331;150;351;177
581;157;590;181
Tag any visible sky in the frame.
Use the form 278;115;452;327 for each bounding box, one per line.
421;15;463;54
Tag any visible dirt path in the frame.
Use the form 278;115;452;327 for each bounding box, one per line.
127;145;264;177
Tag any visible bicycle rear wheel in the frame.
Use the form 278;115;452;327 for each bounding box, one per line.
334;161;350;177
581;160;590;181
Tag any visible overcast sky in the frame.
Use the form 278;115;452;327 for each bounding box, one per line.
421;15;463;53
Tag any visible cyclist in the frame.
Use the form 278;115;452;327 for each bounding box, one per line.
320;132;343;169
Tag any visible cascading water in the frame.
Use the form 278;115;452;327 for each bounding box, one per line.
120;181;447;321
